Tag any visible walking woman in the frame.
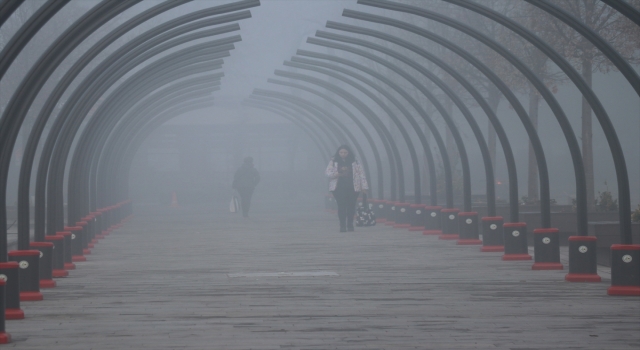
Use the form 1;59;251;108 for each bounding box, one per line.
325;145;369;232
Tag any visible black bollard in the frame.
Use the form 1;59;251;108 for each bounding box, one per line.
423;206;442;236
0;280;11;343
502;222;532;261
8;250;43;301
457;212;482;245
81;215;93;255
565;236;601;282
371;199;387;223
607;244;640;295
45;235;68;278
393;202;412;228
57;231;76;270
66;225;86;262
384;201;397;226
481;217;504;252
532;228;563;270
75;221;89;257
0;262;23;320
439;208;460;240
409;204;426;231
29;242;56;288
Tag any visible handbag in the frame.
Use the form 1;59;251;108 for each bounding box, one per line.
355;194;376;227
229;195;239;213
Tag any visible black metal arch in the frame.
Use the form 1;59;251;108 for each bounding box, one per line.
247;92;374;195
444;0;634;242
282;60;422;204
273;70;403;201
337;10;550;225
358;0;587;237
263;78;386;200
0;0;140;259
289;55;440;207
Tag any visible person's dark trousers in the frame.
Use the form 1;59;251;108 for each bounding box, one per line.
238;188;254;217
332;190;358;231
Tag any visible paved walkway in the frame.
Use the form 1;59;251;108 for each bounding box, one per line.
6;199;640;349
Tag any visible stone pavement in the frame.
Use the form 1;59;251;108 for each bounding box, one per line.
5;199;640;349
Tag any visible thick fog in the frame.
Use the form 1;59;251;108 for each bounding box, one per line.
1;0;639;220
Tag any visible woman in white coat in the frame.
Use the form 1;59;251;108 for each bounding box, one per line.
325;145;369;232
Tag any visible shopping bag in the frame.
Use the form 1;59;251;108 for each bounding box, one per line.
355;194;376;227
229;195;239;213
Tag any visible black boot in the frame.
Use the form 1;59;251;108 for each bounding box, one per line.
339;217;347;232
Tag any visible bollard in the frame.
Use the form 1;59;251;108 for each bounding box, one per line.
66;224;86;262
565;236;601;282
372;199;387;223
422;206;442;235
408;204;426;231
29;242;56;288
81;216;93;255
0;262;24;320
57;231;76;270
0;280;11;343
384;201;397;225
45;235;68;277
502;222;532;260
532;228;563;270
481;217;504;252
457;212;482;245
8;250;43;301
93;211;103;238
393;202;412;228
607;244;640;296
439;208;460;240
76;218;91;255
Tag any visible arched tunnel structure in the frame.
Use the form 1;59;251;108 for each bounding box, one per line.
0;0;638;344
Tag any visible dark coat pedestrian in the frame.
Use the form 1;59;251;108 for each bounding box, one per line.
232;157;260;217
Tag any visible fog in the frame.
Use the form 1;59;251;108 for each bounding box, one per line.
1;0;639;220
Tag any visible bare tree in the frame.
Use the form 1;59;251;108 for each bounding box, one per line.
547;0;640;210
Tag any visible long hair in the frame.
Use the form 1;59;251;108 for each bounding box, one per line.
332;145;355;164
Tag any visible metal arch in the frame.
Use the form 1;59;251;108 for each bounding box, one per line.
295;51;449;208
68;49;230;219
248;92;374;195
600;0;640;27
0;0;139;258
101;90;222;205
358;0;586;236
42;35;238;235
265;78;386;200
49;34;239;228
286;58;434;206
282;60;421;204
26;3;256;244
525;0;640;96
327;15;524;222
0;0;25;28
314;31;492;213
438;0;640;244
273;70;402;202
247;96;351;158
52;47;230;233
243;101;333;158
66;53;227;225
0;0;69;80
96;80;223;206
16;0;195;248
248;95;346;147
76;61;223;221
307;37;469;210
116;99;220;200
